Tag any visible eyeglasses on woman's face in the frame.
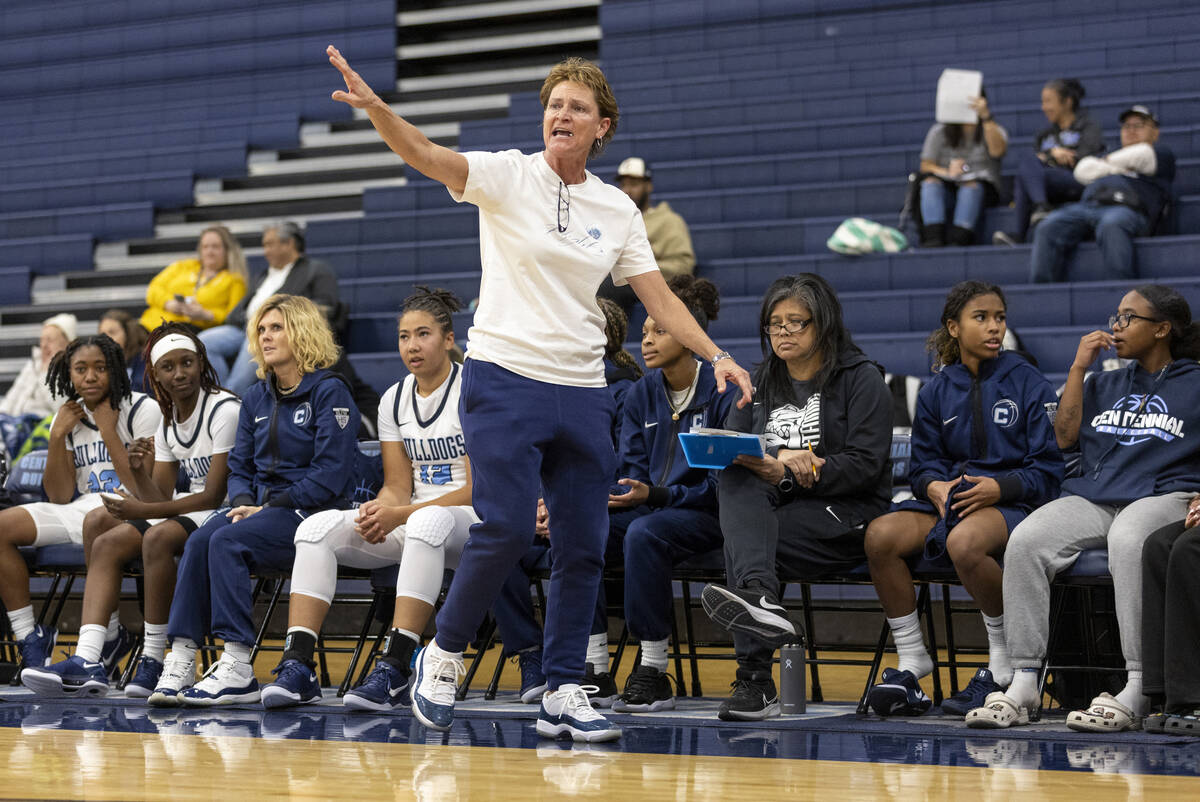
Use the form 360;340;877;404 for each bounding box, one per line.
1109;312;1161;330
763;319;812;337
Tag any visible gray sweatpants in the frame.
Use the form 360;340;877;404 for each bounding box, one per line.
1003;492;1190;672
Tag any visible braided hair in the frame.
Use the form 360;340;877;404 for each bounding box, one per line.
143;322;228;422
597;297;642;378
46;334;130;410
400;286;462;333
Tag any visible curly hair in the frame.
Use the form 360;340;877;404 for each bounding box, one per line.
399;285;462;335
927;280;1007;369
246;294;340;380
143;322;229;422
539;57;619;157
667;274;720;331
597;297;642;378
46;334;130;410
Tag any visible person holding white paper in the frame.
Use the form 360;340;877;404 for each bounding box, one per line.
700;273;893;721
918;91;1008;247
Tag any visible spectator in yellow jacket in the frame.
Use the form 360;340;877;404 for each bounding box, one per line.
140;225;247;332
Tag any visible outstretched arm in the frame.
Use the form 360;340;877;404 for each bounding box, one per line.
327;46;468;195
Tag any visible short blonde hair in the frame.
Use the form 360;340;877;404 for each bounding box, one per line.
198;224;248;282
539;57;619;157
246;294;340;379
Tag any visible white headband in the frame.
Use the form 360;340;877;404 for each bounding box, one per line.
150;334;198;366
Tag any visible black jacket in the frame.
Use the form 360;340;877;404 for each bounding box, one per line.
1033;109;1105;165
724;344;894;509
226;256;339;331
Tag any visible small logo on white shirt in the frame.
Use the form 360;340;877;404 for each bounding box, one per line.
588;226;601;240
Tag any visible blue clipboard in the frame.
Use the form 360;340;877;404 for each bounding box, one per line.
678;430;766;470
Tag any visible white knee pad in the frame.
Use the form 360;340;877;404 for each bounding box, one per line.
294;509;352;545
404;506;455;549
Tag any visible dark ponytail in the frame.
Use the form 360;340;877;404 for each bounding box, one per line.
927;280;1007;369
597;297;642;378
1136;284;1200;360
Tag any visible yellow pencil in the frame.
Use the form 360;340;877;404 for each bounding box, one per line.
806;441;818;477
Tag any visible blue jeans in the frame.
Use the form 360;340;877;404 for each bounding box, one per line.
1012;151;1084;241
920;178;985;229
1029;201;1148;283
199;325;259;396
434;359;617;690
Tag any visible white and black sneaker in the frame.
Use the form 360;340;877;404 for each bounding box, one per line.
701;584;797;645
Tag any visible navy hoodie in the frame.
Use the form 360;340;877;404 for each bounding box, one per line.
1065;359;1200;505
227;368;360;510
616;361;734;510
910;351;1063;507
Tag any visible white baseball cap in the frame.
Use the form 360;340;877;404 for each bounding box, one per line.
616;157;652;180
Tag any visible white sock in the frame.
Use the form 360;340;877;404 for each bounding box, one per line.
170;637;198;663
1115;670;1147;716
887;611;933;679
224;641;252;665
587;633;609;674
7;605;35;642
982;613;1012;686
76;624;108;663
1007;668;1040;708
395;627;421;644
429;638;463;660
106;611;121;641
142;622;168;663
640;639;669;672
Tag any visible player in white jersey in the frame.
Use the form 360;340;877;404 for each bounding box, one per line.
0;335;161;680
260;287;478;711
22;324;240;698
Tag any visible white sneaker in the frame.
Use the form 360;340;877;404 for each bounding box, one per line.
180;652;261;706
410;643;464;732
536;684;622;743
148;651;197;707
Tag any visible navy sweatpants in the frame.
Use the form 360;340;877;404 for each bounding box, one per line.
167;506;305;647
435;359;616;690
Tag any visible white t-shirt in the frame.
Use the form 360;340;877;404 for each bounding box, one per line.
450;150;659;387
377;363;470;504
154;389;241;495
245;261;295;320
58;393;163;494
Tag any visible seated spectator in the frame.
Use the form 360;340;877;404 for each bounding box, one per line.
0;335;161;674
598;157;696;316
700;273;893;721
967;285;1200;731
99;309;150;394
0;313;75;455
155;295;358;706
918;93;1008;247
1030;105;1174;283
1141;497;1200;734
140;225;247;333
863;281;1063;718
489;297;641;704
20;324;239;698
199;222;338;396
258;288;476;713
994;78;1105;246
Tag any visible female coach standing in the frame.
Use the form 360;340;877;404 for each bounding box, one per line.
327;47;751;742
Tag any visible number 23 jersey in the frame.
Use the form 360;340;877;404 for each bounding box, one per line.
378;362;468;505
56;392;163;495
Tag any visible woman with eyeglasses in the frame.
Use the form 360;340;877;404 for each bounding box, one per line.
326;48;752;742
967;284;1200;732
699;273;893;721
862;281;1063;720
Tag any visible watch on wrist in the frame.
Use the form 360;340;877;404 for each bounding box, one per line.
710;350;732;366
777;466;796;493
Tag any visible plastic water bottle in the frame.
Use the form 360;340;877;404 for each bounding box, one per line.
779;643;806;714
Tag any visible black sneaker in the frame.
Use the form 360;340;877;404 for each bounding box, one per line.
718;675;780;721
582;665;618;708
701;584;798;646
611;665;675;713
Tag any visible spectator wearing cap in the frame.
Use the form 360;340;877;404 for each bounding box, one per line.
598;157;696;316
198;221;339;395
1030;105;1175;283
